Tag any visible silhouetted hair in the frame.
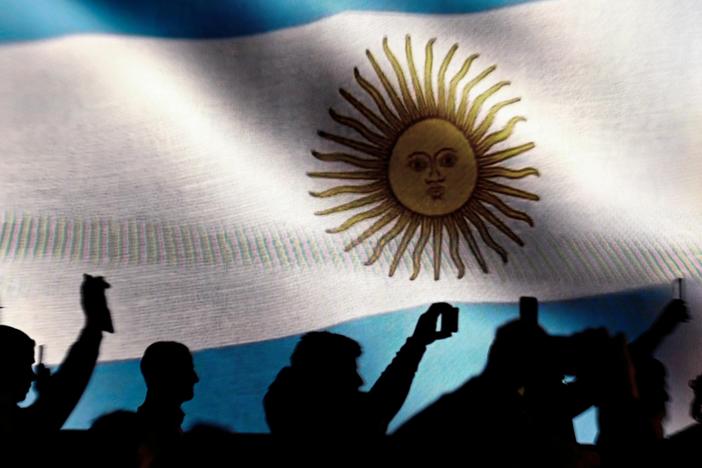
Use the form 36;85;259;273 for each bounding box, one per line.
635;356;669;414
0;325;35;364
486;319;548;371
91;410;140;434
140;341;192;385
291;332;361;371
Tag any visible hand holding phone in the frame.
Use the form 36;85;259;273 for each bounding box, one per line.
653;281;691;335
35;344;52;395
439;304;459;335
81;274;115;333
412;302;458;345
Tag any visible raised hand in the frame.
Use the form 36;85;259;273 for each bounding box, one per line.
656;299;690;334
411;302;457;346
34;362;52;397
81;274;114;333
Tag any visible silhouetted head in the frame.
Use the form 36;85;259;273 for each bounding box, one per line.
632;356;669;439
291;331;364;392
484;319;550;390
636;357;669;412
690;374;702;423
140;341;199;404
0;325;36;403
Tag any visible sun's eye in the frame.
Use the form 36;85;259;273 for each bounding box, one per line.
407;155;429;172
438;152;457;168
310;36;539;280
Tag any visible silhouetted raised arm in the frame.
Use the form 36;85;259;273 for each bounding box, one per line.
630;299;689;357
368;303;453;432
25;274;111;431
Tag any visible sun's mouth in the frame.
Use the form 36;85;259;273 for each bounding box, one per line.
426;184;445;199
310;36;539;280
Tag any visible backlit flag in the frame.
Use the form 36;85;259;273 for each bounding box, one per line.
0;0;701;440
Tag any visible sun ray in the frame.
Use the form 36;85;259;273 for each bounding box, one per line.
307;170;382;180
470;201;524;246
474;190;534;225
315;191;387;216
479;142;535;167
472;98;520;142
365;212;411;265
318;130;386;158
312;38;539;278
354;68;402;131
481;167;540;179
329;109;392;148
437;43;458;114
309;181;385;198
383;37;419;118
311;150;384;169
453;214;488;273
325;200;396;233
446;217;466;278
339;88;395;137
424;38;437;113
447;54;479;120
463;209;508;262
367;47;410;122
344;209;400;251
476;116;526;154
405;35;427;113
410;218;431;280
463;80;511;133
432;218;443;280
456;65;497;125
388;215;419;276
477;179;540;201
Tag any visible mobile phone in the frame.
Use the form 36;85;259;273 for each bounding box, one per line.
439;306;459;334
519;296;538;324
672;278;684;301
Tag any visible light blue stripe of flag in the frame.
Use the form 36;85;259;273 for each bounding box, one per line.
49;286;669;444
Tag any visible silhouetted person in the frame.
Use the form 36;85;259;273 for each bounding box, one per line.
584;298;689;465
554;299;690;467
592;333;664;467
630;299;689;443
630;299;691;358
264;303;455;456
556;298;690;462
137;341;199;466
0;274;112;435
393;313;614;467
691;374;702;424
90;410;141;468
665;373;702;467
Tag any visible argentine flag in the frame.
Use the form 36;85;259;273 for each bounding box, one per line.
0;0;701;442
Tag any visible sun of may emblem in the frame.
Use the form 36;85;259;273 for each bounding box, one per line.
309;36;539;280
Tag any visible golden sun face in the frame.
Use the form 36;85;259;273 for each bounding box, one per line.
309;36;539;280
389;118;477;216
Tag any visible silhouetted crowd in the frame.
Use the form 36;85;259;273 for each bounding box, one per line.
1;274;700;467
